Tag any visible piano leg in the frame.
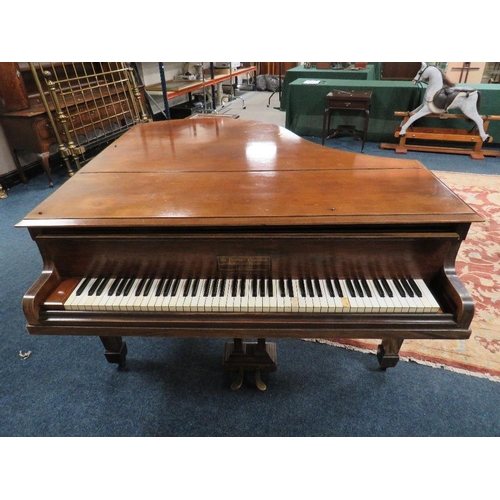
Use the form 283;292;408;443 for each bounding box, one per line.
100;336;128;366
377;339;404;370
224;338;277;391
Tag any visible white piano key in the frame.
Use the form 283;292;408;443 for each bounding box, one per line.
76;278;99;311
268;279;280;313
366;280;388;313
123;279;141;311
143;279;162;311
386;279;409;313
414;279;440;313
63;274;443;315
193;279;207;312
65;277;89;310
149;279;166;311
94;279;117;311
343;279;363;313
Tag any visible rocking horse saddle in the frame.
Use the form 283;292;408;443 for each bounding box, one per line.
433;87;477;111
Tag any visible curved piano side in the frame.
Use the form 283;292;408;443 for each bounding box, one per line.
22;259;60;326
436;237;475;331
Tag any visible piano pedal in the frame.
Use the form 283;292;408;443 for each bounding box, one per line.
229;368;267;391
230;368;245;391
224;339;277;391
254;369;267;391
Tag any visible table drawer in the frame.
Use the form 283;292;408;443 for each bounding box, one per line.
327;99;370;110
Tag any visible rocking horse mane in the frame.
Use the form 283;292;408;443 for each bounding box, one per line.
434;66;455;88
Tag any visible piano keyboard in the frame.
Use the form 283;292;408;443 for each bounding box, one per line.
63;276;440;314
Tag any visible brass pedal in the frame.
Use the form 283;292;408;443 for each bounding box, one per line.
224;338;277;390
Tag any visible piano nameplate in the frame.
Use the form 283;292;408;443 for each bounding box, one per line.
218;256;271;272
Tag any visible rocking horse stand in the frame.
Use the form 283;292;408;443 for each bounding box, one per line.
381;111;500;160
381;63;500;160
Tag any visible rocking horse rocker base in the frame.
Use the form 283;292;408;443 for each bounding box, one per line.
381;111;500;160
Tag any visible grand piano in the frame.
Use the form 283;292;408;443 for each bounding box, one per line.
18;117;482;389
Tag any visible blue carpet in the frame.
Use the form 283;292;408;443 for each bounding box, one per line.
1;154;500;438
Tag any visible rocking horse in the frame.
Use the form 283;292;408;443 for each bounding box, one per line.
399;62;490;143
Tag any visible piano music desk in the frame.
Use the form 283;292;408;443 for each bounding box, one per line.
18;118;482;389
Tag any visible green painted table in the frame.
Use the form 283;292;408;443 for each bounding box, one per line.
285;78;500;144
281;64;379;111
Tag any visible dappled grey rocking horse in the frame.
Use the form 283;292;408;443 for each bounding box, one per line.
399;62;491;144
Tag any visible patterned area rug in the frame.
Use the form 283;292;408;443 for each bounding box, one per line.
319;171;500;381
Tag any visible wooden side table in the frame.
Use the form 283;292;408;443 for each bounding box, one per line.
322;90;372;151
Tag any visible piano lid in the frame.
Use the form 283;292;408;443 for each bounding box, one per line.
18;119;482;228
79;118;425;174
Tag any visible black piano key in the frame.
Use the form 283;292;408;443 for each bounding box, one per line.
314;279;322;297
334;279;343;297
279;279;285;297
267;279;274;297
155;278;166;296
394;279;406;297
381;278;393;297
115;278;127;296
299;279;306;297
183;278;192;297
135;278;147;296
401;278;414;297
96;277;110;296
123;278;134;296
107;278;120;296
326;279;335;297
346;279;356;297
240;278;246;297
171;278;180;296
408;278;423;297
191;279;200;297
163;278;173;297
373;279;385;297
353;278;364;297
306;279;315;297
361;279;372;297
76;277;91;296
287;279;294;298
211;279;219;297
203;279;212;297
143;278;153;296
231;279;238;297
219;279;226;297
252;279;258;297
88;277;103;296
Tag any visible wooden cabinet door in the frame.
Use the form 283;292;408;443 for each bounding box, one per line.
381;62;422;80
